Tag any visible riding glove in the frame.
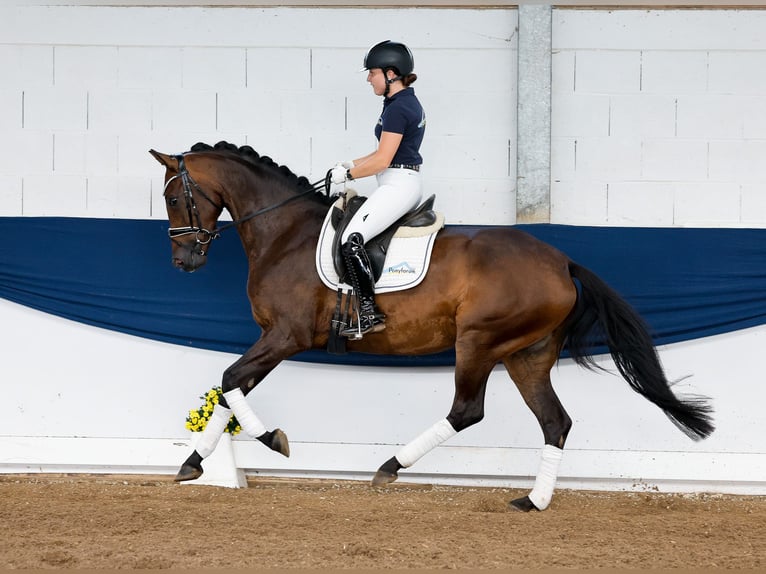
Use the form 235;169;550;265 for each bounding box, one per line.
330;165;348;184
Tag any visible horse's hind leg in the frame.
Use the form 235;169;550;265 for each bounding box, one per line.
502;340;572;512
372;350;495;486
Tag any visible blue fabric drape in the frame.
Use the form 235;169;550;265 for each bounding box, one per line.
1;217;765;366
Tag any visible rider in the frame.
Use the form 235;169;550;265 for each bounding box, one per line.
330;40;426;339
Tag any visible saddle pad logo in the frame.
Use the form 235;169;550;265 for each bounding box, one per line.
386;262;417;275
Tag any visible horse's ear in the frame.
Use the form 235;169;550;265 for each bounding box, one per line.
149;149;178;169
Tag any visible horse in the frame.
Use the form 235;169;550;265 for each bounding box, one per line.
150;141;714;512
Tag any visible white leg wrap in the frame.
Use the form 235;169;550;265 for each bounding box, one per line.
195;403;232;458
395;418;457;468
527;444;564;511
223;387;267;438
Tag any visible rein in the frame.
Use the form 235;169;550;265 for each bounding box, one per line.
166;154;331;250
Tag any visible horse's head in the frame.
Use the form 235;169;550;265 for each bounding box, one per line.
150;150;224;272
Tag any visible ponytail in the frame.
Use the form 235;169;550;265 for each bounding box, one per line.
402;73;418;87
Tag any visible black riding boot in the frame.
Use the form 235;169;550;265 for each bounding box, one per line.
340;232;386;339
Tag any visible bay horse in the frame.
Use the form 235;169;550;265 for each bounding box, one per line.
150;141;714;511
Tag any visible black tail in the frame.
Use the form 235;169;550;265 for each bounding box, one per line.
565;262;714;441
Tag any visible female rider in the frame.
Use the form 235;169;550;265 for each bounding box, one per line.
330;40;426;339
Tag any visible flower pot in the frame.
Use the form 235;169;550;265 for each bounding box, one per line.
182;432;247;488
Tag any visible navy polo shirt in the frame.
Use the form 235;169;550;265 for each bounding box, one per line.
375;87;426;166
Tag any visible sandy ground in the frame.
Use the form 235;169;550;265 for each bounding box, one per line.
0;474;763;570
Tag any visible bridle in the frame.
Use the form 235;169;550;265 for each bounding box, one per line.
165;154;331;254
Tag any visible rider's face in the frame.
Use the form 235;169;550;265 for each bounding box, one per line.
367;68;388;96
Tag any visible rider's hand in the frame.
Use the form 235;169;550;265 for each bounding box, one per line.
338;160;354;169
330;165;348;185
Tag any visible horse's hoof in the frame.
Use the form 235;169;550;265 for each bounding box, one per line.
174;451;203;482
371;469;398;486
371;456;402;486
174;463;203;482
508;496;540;512
271;428;290;458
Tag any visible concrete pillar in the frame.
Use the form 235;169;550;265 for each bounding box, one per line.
516;4;552;223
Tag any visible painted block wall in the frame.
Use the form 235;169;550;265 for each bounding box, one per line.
551;9;766;227
0;5;518;225
3;7;766;228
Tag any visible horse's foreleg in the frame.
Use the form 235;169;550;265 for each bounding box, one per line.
175;401;234;482
372;358;492;486
221;386;290;457
503;351;572;512
218;336;302;458
175;340;295;482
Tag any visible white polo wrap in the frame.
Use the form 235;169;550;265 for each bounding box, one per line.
223;387;267;438
194;402;232;458
395;418;457;468
527;444;564;511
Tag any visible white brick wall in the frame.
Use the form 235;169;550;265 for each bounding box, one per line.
118;48;183;89
552;9;766;227
575;51;642;94
709;140;766;182
0;5;517;225
0;90;22;130
606;182;675;226
89;90;153;133
708;52;766;94
640;51;708;94
24;88;87;131
55;46;119;88
0;176;22;216
3;6;766;228
23;175;86;216
742;183;766;224
0;131;52;175
0;45;53;87
609;95;676;139
551;94;610;137
641;140;708;181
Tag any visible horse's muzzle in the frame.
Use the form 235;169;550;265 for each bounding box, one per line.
171;245;207;273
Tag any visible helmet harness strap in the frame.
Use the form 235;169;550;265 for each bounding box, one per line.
383;68;402;97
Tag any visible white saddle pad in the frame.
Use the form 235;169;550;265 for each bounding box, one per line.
315;195;444;294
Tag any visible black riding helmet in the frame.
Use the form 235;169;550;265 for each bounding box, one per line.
362;40;414;77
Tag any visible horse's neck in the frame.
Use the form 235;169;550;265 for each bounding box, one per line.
223;176;324;257
219;165;295;225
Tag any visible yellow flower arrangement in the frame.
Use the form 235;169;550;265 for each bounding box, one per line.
185;386;241;435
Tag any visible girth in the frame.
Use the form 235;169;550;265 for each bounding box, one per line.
330;194;437;283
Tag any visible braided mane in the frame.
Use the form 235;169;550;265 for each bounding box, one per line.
189;140;333;206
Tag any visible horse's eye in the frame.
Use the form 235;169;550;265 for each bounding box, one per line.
167;197;178;207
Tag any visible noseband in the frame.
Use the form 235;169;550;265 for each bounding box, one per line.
165;154;331;254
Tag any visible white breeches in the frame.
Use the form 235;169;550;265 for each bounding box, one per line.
341;167;423;243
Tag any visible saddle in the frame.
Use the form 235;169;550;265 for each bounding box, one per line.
330;193;438;283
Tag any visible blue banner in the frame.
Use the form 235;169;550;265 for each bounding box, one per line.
1;217;765;366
